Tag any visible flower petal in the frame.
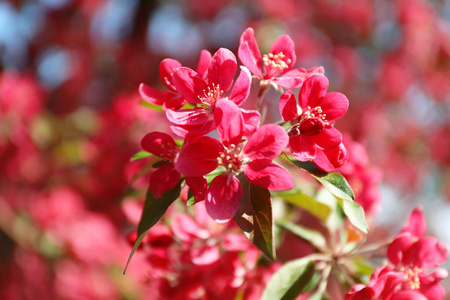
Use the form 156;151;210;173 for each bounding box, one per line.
403;206;427;238
313;142;348;172
171;214;209;242
279;90;299;121
208;48;237;91
215;99;243;146
320;92;349;121
229;66;252;106
271;76;303;89
387;232;414;266
289;135;318;161
238;28;263;77
149;164;181;198
309;126;342;149
206;174;242;223
243;159;294;190
141;131;178;158
241;108;261;136
269;34;296;69
172;67;208;104
299;75;329;110
174;136;222;176
139;83;174;106
169;119;216;139
244;124;288;160
191;244;221;266
159;58;182;92
185;176;207;201
166;107;210;126
195;49;212;79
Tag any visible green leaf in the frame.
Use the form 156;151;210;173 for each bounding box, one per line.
262;258;315;300
140;100;164;111
276;220;326;250
342;199;368;234
311;172;354;202
278;191;332;222
123;181;182;273
186;196;195;206
234;175;275;260
130;151;152;162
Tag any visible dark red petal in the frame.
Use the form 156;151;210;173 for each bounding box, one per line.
279;90;298;121
289;135;318;161
206;174;242;223
269;34;296;69
149;164;181;198
299;75;329;110
238;28;263;77
159;58;182;92
139;83;174;106
195;49;212;79
214;99;244;147
309;126;342;149
185;176;207;201
244;124;288;160
241;108;261;136
321;92;349;122
229;66;252;106
141;131;178;158
208;48;237;91
243;159;294;190
174;136;222;176
166;107;211;126
172;67;208;104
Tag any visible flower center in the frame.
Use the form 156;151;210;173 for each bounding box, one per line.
400;266;422;290
262;52;291;78
198;84;224;106
216;144;244;173
288;106;329;137
159;143;179;162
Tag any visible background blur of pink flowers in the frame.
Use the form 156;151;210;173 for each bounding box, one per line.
1;0;449;299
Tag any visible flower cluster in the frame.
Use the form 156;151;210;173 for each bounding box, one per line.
139;28;349;223
346;207;449;300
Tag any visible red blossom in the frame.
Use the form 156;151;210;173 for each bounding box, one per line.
280;75;349;169
174;99;293;222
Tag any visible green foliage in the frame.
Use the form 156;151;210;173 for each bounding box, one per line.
130;151;152;162
234;175;275;260
277;190;332;222
276;220;326;251
262;258;315;300
123;181;182;273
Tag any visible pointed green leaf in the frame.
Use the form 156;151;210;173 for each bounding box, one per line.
312;172;355;202
130;151;152;162
276;220;326;250
234;175;275;260
342;199;368;234
123;181;182;273
262;258;315;300
278;191;332;222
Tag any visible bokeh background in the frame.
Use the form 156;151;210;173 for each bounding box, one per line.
1;0;449;299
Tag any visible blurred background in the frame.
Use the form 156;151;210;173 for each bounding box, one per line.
0;0;449;299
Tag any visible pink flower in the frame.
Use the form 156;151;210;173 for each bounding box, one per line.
238;27;324;89
346;207;448;300
141;131;206;199
174;99;293;222
139;50;212;111
279;75;349;168
167;48;258;138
